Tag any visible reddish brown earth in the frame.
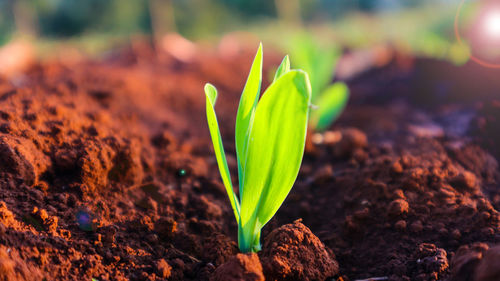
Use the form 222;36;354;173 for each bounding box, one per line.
0;41;499;281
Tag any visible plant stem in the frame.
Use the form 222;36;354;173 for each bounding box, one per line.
238;220;262;253
251;231;261;252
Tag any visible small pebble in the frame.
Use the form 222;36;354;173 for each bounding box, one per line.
480;211;491;221
322;131;342;145
395;220;407;231
313;165;334;185
393;189;406;199
388;199;409;217
481;227;494;236
411;220;424;232
438;228;448;236
156;259;172;278
450;171;477;190
353;208;370;220
391;161;404;173
452;229;461;240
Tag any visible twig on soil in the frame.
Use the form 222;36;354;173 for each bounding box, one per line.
353;277;389;281
168;244;201;263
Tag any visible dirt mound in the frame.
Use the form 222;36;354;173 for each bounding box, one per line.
260;220;339;281
211;253;264;281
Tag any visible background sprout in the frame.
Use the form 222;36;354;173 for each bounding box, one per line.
288;32;350;132
205;44;312;253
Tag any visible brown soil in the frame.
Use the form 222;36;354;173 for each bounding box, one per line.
0;41;498;281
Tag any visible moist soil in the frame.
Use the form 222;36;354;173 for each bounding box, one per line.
0;41;499;281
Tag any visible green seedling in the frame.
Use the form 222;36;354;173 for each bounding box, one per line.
204;44;311;253
289;33;350;131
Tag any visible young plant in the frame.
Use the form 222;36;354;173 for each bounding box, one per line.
204;44;311;253
288;33;350;131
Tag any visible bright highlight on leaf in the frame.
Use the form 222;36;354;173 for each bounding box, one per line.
204;44;311;253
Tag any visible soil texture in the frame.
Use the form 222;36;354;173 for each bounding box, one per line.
0;41;499;281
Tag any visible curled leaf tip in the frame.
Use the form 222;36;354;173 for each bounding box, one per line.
204;83;218;105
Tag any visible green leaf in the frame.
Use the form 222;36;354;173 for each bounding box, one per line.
205;83;240;223
312;48;339;100
239;70;311;251
310;82;349;131
235;43;263;195
288;33;340;101
273;55;290;82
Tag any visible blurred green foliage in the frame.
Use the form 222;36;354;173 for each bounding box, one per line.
0;1;14;44
0;0;448;40
285;32;349;131
172;0;237;38
287;33;341;100
27;0;151;37
0;0;469;65
220;0;276;16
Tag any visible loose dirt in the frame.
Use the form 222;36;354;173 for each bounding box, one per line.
0;42;498;281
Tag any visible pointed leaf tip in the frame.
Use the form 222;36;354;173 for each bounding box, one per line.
273;55;291;82
235;43;264;195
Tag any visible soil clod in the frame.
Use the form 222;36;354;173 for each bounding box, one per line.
211;253;264;281
260;220;339;281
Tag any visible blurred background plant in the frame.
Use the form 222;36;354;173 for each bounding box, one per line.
0;0;469;59
277;31;349;131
